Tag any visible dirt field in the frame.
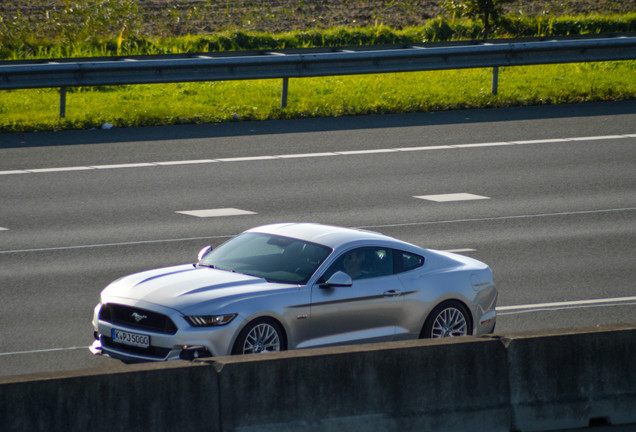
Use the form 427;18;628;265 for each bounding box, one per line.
2;0;635;36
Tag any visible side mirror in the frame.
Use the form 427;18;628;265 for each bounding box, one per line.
197;246;213;263
320;271;353;289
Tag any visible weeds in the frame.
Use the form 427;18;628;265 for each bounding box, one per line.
1;60;634;133
0;1;634;132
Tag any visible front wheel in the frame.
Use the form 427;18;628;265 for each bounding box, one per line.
421;301;472;338
232;318;285;355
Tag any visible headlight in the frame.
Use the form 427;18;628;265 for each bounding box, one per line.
185;314;237;327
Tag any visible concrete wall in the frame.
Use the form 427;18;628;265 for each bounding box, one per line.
1;324;635;432
0;361;220;432
213;337;509;432
503;324;636;432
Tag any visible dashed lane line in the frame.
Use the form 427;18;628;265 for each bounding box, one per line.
1;207;635;253
1;134;634;176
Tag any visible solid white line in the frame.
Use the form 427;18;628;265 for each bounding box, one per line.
337;149;396;155
154;159;216;166
397;145;452;151
0;234;236;254
278;152;337;158
0;346;89;357
2;296;635;357
497;296;636;311
1;207;634;254
569;135;625;141
497;297;636;315
0;170;28;175
453;142;510;148
216;156;278;162
357;207;636;229
92;162;156;169
0;134;632;176
510;138;570;145
27;166;94;173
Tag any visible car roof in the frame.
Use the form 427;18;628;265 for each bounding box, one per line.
246;223;409;250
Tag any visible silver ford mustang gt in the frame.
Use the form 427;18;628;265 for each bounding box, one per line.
91;223;497;363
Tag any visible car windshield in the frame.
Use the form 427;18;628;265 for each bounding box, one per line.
199;233;332;284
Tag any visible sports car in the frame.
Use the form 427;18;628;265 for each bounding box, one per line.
90;223;497;363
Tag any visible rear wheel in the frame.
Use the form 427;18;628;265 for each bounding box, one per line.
232;318;285;355
421;301;472;338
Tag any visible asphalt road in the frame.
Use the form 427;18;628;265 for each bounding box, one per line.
1;101;635;377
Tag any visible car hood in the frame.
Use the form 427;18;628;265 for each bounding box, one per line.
101;264;296;313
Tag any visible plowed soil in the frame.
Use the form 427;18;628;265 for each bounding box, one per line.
2;0;634;36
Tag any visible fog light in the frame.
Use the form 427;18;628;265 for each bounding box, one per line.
179;345;212;361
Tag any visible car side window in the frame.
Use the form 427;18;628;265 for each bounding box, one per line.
323;247;393;281
394;250;425;273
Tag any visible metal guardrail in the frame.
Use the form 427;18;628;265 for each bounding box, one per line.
1;35;635;117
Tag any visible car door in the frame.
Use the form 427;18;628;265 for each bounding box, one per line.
300;247;405;349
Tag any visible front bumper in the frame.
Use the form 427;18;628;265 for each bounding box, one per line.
91;301;240;363
90;331;213;363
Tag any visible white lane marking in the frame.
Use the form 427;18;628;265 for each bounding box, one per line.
0;346;89;357
0;133;632;175
414;193;490;202
176;208;257;217
27;166;93;173
397;145;452;151
92;162;156;169
569;135;626;141
154;159;217;166
0;170;29;175
454;142;510;148
278;152;337;159
497;296;636;315
444;248;477;253
337;149;396;155
0;234;236;254
1;207;634;255
2;296;635;357
0;227;8;231
511;138;570;145
216;156;278;162
357;207;636;229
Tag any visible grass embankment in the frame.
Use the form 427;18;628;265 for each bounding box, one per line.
1;8;635;133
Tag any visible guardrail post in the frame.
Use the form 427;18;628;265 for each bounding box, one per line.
281;77;289;108
491;67;499;95
59;87;67;118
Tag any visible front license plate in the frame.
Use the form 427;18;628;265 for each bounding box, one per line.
111;329;150;348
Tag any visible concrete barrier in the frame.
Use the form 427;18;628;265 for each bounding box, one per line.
211;337;510;432
1;324;635;432
501;324;636;432
0;361;220;432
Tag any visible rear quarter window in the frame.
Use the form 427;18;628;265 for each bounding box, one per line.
395;250;424;273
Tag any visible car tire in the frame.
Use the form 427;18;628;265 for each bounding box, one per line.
420;301;472;338
232;318;286;355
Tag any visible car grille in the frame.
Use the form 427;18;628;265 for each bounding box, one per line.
99;303;178;335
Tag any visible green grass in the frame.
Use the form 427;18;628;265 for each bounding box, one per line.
2;13;635;59
1;61;634;133
2;8;635;133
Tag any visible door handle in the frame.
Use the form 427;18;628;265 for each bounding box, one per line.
383;290;400;297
